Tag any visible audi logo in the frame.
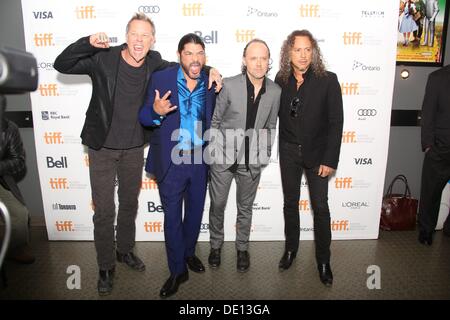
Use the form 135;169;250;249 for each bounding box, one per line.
357;109;377;116
138;5;160;13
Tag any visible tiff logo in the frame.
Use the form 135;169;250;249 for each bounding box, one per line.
142;177;158;190
342;131;356;143
144;221;163;232
331;220;349;231
33;11;53;19
235;30;255;42
44;132;63;144
182;3;203;16
299;200;310;211
299;4;320;17
343;32;362;45
76;6;96;19
335;177;352;189
50;178;68;189
34;33;54;46
55;220;74;231
84;155;89;167
341;82;359;95
39;84;58;96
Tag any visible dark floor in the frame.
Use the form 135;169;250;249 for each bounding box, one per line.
0;227;449;300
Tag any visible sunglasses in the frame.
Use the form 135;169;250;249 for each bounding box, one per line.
290;97;303;118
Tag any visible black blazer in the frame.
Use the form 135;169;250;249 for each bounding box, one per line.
54;36;170;150
277;70;344;169
421;65;450;153
0;118;26;205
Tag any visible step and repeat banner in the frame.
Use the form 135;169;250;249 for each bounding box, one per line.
21;0;398;241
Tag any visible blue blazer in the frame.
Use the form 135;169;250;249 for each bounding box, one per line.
139;64;216;182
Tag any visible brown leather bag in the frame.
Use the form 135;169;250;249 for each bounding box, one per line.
380;174;418;231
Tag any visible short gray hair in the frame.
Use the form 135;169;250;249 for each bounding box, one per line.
126;12;155;36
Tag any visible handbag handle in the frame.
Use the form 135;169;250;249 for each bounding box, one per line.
385;174;412;198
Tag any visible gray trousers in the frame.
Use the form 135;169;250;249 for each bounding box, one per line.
0;184;30;252
88;147;144;270
209;165;261;251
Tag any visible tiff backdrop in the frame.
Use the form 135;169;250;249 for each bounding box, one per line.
20;0;398;241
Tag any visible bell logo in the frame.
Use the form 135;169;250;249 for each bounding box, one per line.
194;30;218;44
46;156;68;168
39;84;59;96
331;220;349;231
235;30;255;43
34;33;54;46
144;221;163;232
44;132;63;144
182;3;204;16
343;32;362;45
299;200;310;211
147;201;164;213
50;178;68;189
342;131;356;143
335;177;352;189
299;4;320;17
55;220;74;232
341;82;359;95
141;177;158;190
76;6;96;19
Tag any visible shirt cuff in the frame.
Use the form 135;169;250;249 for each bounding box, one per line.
151;109;165;126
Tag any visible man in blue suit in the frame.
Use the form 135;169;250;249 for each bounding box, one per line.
139;33;216;298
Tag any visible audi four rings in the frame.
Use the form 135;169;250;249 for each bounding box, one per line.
357;109;377;116
138;6;160;13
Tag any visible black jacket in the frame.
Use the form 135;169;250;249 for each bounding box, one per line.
276;70;344;169
54;36;171;149
0;118;26;205
421;65;450;154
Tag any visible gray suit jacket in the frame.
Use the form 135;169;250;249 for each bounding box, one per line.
207;74;281;177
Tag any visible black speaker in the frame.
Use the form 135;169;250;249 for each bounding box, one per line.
0;46;38;94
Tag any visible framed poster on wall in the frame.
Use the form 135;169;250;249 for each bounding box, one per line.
396;0;449;66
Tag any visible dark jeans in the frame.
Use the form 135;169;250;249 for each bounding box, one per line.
279;140;331;264
89;146;144;270
418;147;450;234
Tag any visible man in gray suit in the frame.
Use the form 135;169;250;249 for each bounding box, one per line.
206;39;281;272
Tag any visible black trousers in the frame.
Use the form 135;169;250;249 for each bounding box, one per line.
279;140;331;264
89;146;144;270
418;147;450;234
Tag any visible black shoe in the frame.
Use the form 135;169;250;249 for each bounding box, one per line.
159;271;189;298
237;250;250;273
186;255;205;273
318;263;333;287
208;248;221;268
116;251;146;271
98;268;115;296
418;231;433;246
279;250;297;270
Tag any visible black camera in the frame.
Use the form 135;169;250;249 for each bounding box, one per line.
0;46;38;94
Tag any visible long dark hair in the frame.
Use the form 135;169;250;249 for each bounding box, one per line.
278;29;326;85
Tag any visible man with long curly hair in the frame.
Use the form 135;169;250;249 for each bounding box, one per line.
275;30;343;287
